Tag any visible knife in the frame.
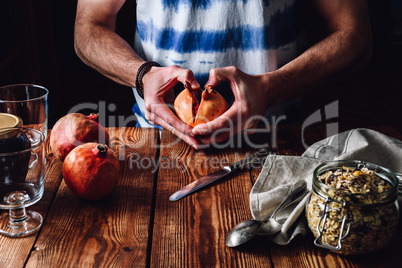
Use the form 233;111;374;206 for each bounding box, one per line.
169;148;272;201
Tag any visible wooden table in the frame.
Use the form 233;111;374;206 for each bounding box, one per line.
1;125;401;267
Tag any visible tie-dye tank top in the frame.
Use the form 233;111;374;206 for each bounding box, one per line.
132;0;302;128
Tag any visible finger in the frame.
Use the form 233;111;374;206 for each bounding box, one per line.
155;116;203;150
155;77;179;97
191;103;240;136
174;68;200;90
145;101;206;149
206;66;239;87
205;68;221;87
145;101;191;135
206;67;246;106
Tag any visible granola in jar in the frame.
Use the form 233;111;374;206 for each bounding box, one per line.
306;160;399;255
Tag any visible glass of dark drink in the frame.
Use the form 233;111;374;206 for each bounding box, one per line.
0;127;45;237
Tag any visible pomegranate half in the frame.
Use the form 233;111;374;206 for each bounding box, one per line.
62;143;120;200
174;86;228;127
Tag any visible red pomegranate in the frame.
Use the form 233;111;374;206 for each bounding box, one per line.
50;113;110;161
62;143;120;200
174;86;228;127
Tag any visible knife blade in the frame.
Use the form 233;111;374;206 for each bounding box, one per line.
169;148;271;201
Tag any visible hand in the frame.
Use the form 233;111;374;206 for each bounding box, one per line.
141;65;204;149
192;66;270;146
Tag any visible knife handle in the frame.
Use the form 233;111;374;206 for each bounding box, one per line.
230;148;271;171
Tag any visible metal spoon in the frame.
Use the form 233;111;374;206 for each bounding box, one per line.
257;187;309;235
225;180;307;247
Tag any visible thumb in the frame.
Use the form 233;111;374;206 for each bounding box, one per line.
206;68;223;87
185;80;201;91
189;79;201;90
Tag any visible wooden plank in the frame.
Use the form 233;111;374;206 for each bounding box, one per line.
25;127;159;267
150;130;272;267
0;132;63;268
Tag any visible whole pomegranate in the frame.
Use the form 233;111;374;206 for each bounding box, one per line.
50;113;110;161
62;143;120;200
174;86;228;127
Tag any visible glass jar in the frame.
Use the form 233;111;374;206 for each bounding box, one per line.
306;160;399;255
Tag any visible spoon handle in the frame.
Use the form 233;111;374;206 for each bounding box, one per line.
269;180;307;219
275;188;309;213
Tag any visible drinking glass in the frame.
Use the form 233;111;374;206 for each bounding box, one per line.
0;84;48;139
0;127;45;237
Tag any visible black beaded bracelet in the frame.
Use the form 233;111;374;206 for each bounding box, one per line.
135;61;161;99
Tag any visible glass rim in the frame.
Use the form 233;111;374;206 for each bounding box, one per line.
313;159;398;197
0;127;45;156
0;84;49;103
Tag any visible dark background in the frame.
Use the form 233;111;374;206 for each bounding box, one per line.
0;0;136;128
1;0;402;133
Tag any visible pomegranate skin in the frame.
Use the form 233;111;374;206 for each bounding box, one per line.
174;87;227;127
173;88;196;126
194;89;228;126
62;143;120;200
50;113;110;161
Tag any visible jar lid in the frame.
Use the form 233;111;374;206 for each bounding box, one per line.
0;113;23;140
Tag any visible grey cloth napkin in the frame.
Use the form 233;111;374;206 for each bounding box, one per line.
249;128;402;245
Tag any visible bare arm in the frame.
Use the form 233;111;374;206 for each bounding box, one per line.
193;0;372;140
74;0;143;87
74;0;203;148
266;0;373;105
